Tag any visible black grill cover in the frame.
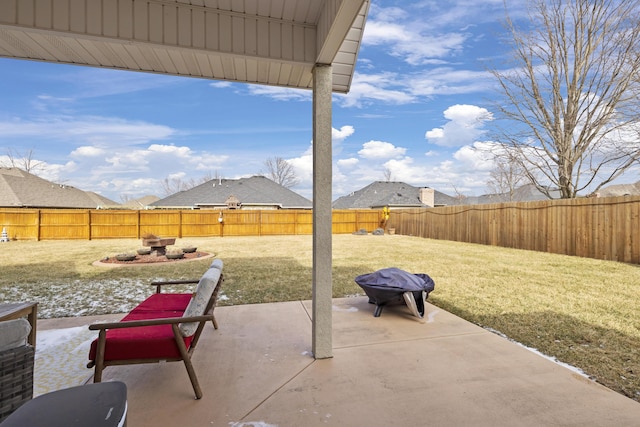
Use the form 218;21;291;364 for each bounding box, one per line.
355;268;435;317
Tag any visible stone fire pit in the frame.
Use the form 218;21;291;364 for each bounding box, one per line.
141;236;176;256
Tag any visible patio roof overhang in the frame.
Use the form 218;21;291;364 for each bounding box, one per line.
0;0;371;359
0;0;368;93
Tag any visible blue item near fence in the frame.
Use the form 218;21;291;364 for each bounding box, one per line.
355;268;435;318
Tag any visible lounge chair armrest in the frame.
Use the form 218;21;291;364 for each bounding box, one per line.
89;315;213;330
151;280;199;285
150;279;199;293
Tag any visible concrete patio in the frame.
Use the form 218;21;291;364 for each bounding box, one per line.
38;297;640;426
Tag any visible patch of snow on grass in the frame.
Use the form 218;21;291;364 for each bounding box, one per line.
3;279;166;318
484;327;592;379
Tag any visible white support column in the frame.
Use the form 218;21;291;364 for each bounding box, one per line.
312;63;333;359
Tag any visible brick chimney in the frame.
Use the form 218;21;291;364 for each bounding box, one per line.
419;187;434;207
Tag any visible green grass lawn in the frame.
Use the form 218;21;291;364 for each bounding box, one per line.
1;234;638;402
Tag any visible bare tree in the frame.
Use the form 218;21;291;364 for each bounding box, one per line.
451;184;467;202
487;152;528;202
382;168;393;182
2;148;45;174
261;157;299;188
490;0;640;199
160;172;217;196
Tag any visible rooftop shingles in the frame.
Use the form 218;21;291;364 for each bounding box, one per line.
151;176;312;209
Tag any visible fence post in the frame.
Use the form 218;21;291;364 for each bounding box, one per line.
87;210;92;240
37;210;41;241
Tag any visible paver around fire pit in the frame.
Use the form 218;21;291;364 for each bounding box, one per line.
94;251;214;267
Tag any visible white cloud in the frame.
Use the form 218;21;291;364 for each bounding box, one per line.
425;128;444;140
363;9;468;65
337;158;358;168
167;171;186;180
98;176;159;199
70;146;105;157
287;152;313;190
358;141;407;159
147;144;192;157
241;72;414;108
364;21;414;45
193;153;230;171
103;152;148;171
36;94;73;103
246;85;311;102
335;67;493;109
285;126;357;196
336;72;416;108
368;26;467;66
408;68;494;97
383;157;429;182
333;125;355;141
445;104;493;123
425;104;493;148
209;81;232;88
0;115;175;148
453;142;495;171
14;140;232;200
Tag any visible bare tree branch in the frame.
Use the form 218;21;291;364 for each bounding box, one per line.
160;172;218;197
487;151;529;201
2;148;46;175
451;184;467;201
261;157;299;188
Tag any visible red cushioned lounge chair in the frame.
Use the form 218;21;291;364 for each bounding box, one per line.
87;259;224;399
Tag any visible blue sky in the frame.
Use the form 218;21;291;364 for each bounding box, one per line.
2;0;635;203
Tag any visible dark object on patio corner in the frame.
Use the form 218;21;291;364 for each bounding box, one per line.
1;382;127;427
355;268;435;318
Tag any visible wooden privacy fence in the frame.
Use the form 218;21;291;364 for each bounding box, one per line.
386;195;640;264
0;209;383;241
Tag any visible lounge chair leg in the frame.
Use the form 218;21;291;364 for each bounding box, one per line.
94;330;106;383
173;324;203;399
212;314;218;330
93;366;103;383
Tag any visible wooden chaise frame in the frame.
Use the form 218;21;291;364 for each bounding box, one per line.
87;274;223;399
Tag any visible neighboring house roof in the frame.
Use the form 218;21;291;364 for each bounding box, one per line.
120;195;161;209
462;184;560;204
150;176;312;209
332;181;456;209
596;181;640;197
85;191;121;208
0;167;119;208
336;180;640;209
